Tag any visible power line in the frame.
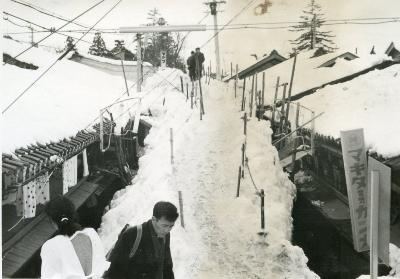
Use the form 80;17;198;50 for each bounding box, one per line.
3;11;92;44
2;0;123;114
10;0;100;32
3;0;106;65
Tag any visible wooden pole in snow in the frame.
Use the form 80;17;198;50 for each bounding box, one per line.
241;143;246;178
262;72;265;108
186;83;189;101
260;189;265;230
234;76;237;98
279;83;287;135
236;166;241;197
230;62;233;78
250;75;255;117
241;78;246;111
178;190;185;228
370;170;379;279
180;76;184;93
244;112;247;136
191;82;194;109
271;76;280;131
285;53;297;130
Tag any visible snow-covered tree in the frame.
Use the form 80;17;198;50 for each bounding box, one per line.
290;0;336;55
142;9;186;71
65;36;76;52
89;32;109;57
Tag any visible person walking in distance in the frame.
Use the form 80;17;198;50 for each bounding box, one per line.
40;196;110;279
187;51;196;81
194;47;205;80
106;201;179;279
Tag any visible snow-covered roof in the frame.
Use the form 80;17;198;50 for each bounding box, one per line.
79;52;153;67
238;49;286;79
261;48;392;103
1;38;148;153
291;64;400;158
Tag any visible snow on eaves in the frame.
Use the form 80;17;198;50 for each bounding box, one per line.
261;48;391;104
1;38;151;153
292;63;400;158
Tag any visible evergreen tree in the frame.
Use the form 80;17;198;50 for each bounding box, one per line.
290;0;336;55
88;32;109;57
65;36;76;52
142;9;186;71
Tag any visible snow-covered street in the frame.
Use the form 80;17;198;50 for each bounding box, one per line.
99;72;317;279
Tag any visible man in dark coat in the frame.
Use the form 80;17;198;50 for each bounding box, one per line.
194;47;205;79
106;201;179;279
187;51;196;81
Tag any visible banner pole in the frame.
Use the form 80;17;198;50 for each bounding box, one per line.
370;170;379;279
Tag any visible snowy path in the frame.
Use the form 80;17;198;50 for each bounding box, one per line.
99;71;318;279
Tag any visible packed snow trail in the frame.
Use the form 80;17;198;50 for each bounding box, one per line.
99;69;318;279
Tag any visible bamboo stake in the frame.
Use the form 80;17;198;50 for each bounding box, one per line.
237;166;241;197
178;190;185;228
180;76;184;93
241;78;246;111
271;76;280;130
250;75;255;117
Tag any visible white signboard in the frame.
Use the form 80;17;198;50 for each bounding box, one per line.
160;50;167;68
341;129;369;252
368;156;391;265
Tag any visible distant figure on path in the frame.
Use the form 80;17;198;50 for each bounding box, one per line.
187;51;196;81
194;47;205;79
41;196;109;279
106;201;179;279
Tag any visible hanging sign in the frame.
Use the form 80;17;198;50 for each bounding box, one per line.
160;50;167;68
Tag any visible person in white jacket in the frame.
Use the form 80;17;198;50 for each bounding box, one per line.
41;196;110;279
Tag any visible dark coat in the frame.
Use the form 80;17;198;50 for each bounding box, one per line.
105;220;174;279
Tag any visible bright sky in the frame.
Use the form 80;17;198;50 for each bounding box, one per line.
1;0;400;70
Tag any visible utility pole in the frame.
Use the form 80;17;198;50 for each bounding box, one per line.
206;0;225;80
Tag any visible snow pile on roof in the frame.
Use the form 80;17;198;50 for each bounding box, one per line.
357;244;400;278
261;49;391;102
80;52;153;67
1;38;154;153
291;64;400;157
99;78;318;278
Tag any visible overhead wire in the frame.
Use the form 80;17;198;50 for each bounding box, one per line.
2;0;123;114
3;11;92;44
3;0;106;64
10;0;101;32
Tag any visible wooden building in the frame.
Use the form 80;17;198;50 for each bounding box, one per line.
2;117;152;278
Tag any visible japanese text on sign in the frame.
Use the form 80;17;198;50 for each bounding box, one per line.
341;129;369;252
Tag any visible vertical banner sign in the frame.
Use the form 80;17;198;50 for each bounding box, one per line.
160;50;167;68
368;157;391;265
341;129;369;252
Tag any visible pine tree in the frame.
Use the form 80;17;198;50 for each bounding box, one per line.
65;36;76;52
290;0;336;55
88;32;109;57
142;9;186;71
